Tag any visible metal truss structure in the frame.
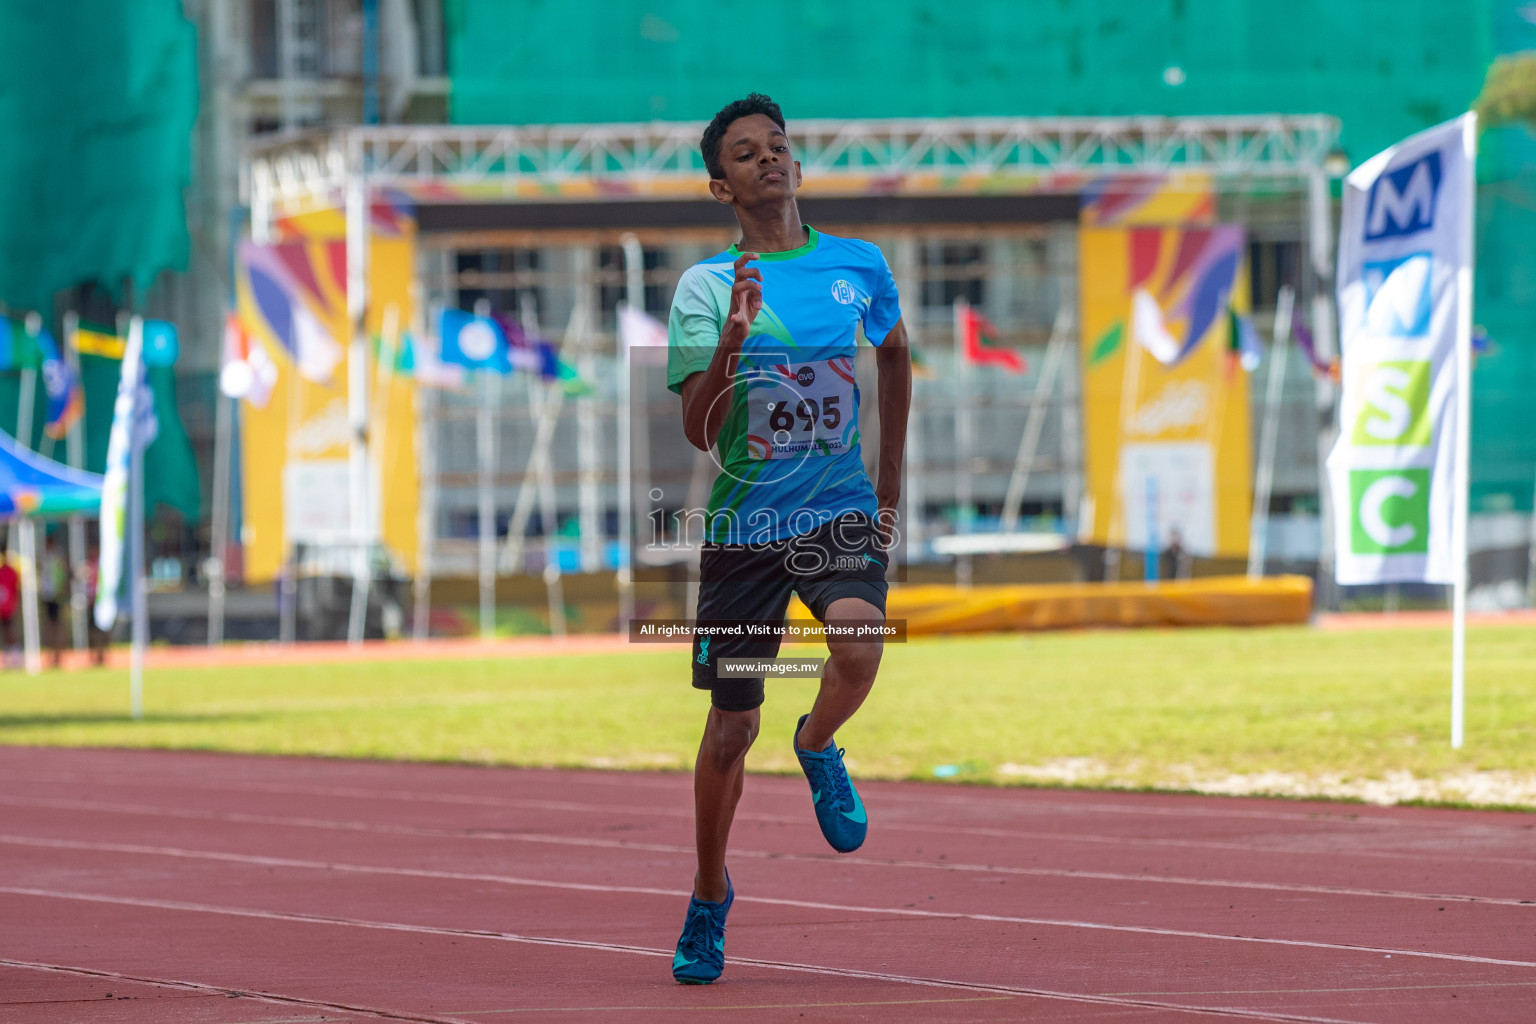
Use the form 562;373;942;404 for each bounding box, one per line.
247;114;1342;232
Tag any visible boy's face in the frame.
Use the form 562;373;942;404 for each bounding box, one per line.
709;113;801;209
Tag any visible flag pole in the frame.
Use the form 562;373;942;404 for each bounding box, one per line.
1001;304;1071;533
368;304;399;635
413;300;441;642
63;311;87;651
618;235;644;633
536;306;572;637
1450;113;1478;750
345;162;373;647
953;298;973;588
208;350;232;647
13;313;39;601
19;516;41;676
474;298;496;642
573;248;602;575
412;378;436;641
893;238;923;561
127;316;146;720
18;314;38;451
1308;164;1340;612
279;309;301;647
1248;286;1294;579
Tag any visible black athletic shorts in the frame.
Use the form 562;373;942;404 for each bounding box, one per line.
691;512;889;713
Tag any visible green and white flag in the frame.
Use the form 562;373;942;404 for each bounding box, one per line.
1327;114;1476;585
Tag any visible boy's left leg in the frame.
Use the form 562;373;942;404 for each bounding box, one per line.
793;596;884;753
692;705;759;904
791;515;890;853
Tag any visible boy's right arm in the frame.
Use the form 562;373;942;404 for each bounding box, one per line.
679;252;761;451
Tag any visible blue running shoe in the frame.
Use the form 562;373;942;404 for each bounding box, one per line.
672;873;733;985
794;714;868;853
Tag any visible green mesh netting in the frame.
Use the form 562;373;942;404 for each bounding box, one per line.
444;0;1488;159
0;0;198;312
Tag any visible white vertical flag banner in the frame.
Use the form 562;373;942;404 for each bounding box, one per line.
94;318;149;629
1327;113;1476;586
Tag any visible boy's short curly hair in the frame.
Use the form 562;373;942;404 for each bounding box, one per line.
700;93;786;180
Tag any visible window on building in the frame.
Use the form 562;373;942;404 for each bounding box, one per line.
1248;240;1301;310
920;243;985;310
598;245;670;321
456;248;543;324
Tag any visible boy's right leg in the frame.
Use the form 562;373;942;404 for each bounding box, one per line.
692;705;759;902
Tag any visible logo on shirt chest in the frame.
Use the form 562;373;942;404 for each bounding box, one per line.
830;279;857;305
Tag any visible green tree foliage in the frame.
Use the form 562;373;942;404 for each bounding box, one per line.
1473;51;1536;132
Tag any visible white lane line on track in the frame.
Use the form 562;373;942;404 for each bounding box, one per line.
0;956;474;1024
3;829;1531;910
1;841;1531;969
0;767;1518;832
0;888;1402;1024
4;791;1531;869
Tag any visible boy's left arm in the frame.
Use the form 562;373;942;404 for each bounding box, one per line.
873;317;912;526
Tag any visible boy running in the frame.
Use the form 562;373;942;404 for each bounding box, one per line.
665;93;911;984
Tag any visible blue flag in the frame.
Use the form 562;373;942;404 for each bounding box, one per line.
35;326;83;439
0;319;15;371
142;319;180;367
439;308;511;373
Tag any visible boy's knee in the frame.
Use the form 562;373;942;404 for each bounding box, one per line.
829;639;883;686
704;707;759;769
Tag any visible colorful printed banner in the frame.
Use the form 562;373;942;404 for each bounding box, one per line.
234;203;421;583
1079;225;1253;559
1327;115;1476;585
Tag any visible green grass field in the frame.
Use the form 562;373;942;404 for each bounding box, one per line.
2;624;1533;807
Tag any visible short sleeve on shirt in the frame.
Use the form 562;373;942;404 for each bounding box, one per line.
861;246;902;345
667;266;723;394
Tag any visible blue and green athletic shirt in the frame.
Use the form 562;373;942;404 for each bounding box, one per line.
666;226;901;545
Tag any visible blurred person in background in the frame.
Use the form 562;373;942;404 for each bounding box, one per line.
77;542;107;667
39;532;67;668
0;546;18;667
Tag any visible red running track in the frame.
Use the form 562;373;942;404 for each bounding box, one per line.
0;747;1531;1023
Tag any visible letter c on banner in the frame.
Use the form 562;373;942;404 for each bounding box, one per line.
1360;475;1419;549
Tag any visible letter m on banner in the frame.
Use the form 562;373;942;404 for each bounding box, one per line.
1364;152;1441;240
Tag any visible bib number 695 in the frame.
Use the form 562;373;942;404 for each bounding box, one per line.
768;395;841;432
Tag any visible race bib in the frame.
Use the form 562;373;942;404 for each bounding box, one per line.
743;356;857;460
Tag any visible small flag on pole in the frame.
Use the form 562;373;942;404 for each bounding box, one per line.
1131;289;1182;365
1227;309;1263;373
618;304;668;350
537;340;593;396
290;303;343;383
142;320;180;367
439;308;512;373
957;303;1026;373
220;312;278;408
74;324;126;359
35;325;82;439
